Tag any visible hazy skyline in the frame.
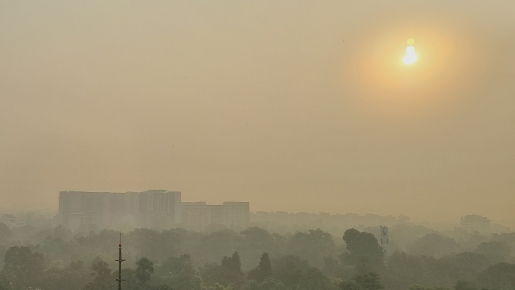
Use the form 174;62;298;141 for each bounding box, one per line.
1;1;514;223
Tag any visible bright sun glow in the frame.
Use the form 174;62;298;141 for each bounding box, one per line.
403;39;418;65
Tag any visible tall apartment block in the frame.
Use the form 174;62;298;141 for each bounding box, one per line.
59;190;181;231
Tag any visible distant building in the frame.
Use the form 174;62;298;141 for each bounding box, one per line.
181;201;249;230
460;214;491;232
223;202;250;228
249;211;399;231
59;190;181;231
139;190;182;228
181;201;223;230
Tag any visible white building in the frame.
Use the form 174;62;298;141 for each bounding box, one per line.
59;190;181;231
223;202;250;228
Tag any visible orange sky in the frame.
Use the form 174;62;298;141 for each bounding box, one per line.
0;1;514;224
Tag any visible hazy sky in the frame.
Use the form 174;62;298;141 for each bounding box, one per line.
1;1;514;223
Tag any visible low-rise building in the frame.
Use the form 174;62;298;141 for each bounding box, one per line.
460;214;491;232
181;201;249;230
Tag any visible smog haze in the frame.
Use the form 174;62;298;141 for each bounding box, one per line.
1;0;514;223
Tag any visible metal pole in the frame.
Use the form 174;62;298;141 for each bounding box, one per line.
116;232;125;290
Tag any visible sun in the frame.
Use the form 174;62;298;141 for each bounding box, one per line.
403;38;418;65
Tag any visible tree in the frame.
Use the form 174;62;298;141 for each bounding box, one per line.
287;229;335;269
384;251;422;289
153;255;201;290
1;246;46;290
205;284;233;290
201;252;245;290
200;264;242;290
136;258;155;289
408;234;458;258
492;232;515;252
301;267;332;290
222;252;242;274
453;252;490;273
272;255;331;290
384;251;454;288
198;230;242;268
342;229;384;272
150;285;176;290
52;225;73;241
341;281;363;290
408;285;450;290
0;274;12;290
122;268;138;290
341;272;384;290
221;252;244;289
244;278;291;290
322;255;355;281
477;262;515;290
239;227;285;271
272;255;309;287
0;224;12;244
84;258;115;290
453;281;478;290
38;260;90;290
447;252;490;282
354;272;384;290
128;229;182;263
42;236;77;264
475;241;511;264
247;253;272;283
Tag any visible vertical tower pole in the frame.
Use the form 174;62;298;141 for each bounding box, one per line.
116;232;125;290
380;226;389;260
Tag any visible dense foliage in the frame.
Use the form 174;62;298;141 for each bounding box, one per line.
0;222;514;290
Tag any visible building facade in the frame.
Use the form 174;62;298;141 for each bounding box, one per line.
181;201;249;230
222;202;250;228
460;214;491;232
181;202;223;231
59;190;181;231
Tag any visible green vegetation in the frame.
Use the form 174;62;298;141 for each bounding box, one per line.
0;223;514;290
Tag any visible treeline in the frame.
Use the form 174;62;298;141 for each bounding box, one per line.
0;223;515;290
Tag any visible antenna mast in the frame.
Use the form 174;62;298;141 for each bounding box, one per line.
116;232;125;290
380;226;389;258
